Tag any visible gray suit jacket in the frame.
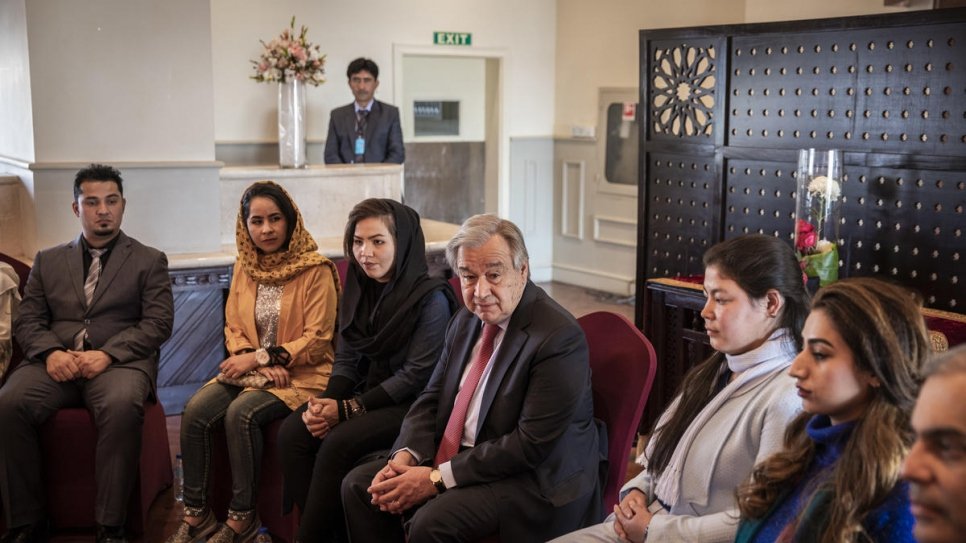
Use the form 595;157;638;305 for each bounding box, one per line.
324;100;405;164
13;231;174;389
393;281;603;535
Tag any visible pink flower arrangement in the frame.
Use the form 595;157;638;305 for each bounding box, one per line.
795;219;816;253
251;17;326;86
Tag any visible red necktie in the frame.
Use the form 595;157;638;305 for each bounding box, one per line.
434;323;499;466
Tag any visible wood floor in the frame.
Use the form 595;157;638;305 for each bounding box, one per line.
44;282;637;542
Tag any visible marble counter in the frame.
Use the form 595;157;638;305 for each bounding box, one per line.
167;218;458;270
219;164;405;247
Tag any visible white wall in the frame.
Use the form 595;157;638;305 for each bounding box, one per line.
743;0;929;23
209;0;557;143
401;55;486;142
554;0;747;137
24;0;216;162
0;0;34;163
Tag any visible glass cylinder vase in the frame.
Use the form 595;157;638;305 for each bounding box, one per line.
278;80;306;168
795;148;843;287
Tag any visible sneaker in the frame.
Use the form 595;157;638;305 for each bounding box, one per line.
163;510;218;543
208;516;261;543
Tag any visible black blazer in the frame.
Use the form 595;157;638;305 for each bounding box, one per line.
323;100;405;164
393;281;603;535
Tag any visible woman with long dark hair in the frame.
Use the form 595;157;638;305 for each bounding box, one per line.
278;198;457;543
555;234;807;542
735;278;926;542
167;181;339;543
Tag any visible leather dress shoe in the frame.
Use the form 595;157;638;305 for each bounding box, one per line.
95;524;128;543
0;521;48;543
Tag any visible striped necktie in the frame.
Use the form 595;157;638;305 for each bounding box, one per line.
74;248;105;350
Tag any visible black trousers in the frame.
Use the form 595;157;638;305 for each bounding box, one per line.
0;363;151;527
341;457;598;543
278;401;410;543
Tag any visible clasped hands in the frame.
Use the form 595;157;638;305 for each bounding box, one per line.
612;488;652;542
367;450;437;515
301;396;340;438
219;351;291;387
46;349;111;381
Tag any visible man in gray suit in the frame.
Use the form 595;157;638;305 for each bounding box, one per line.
342;214;603;542
323;57;405;164
0;164;174;543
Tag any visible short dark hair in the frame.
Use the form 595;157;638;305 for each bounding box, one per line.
241;181;298;250
347;57;379;80
74;163;123;199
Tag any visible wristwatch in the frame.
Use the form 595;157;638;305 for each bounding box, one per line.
429;468;446;494
346;397;366;419
255;348;271;367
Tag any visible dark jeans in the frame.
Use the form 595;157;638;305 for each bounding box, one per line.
278;401;410;543
179;383;290;513
0;363;150;527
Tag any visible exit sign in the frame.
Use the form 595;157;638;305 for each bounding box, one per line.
434;31;472;46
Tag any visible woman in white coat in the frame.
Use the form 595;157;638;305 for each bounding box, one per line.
554;234;808;543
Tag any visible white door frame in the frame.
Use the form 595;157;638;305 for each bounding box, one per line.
392;44;509;218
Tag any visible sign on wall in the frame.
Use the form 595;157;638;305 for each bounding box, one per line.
433;31;472;46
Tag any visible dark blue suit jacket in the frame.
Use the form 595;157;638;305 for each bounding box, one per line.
324;100;405;164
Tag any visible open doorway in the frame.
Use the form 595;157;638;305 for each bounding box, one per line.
393;47;503;224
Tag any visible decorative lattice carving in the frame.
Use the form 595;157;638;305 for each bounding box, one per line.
646;154;716;276
650;43;717;138
640;11;966;312
729;26;966;153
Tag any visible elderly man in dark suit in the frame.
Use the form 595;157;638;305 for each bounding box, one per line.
0;164;174;543
341;214;603;542
323;57;405;165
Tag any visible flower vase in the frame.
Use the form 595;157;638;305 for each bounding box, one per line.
795;148;843;287
278;80;306;168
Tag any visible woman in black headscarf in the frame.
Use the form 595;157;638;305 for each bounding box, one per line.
279;198;457;543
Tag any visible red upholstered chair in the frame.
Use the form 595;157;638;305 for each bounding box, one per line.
40;400;173;534
471;312;658;543
577;311;658;512
334;257;349;288
448;275;465;307
207;419;298;543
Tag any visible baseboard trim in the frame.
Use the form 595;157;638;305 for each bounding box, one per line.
552;263;634;296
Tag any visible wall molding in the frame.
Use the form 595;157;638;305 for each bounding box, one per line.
592;214;637;247
552;262;634;296
26;160;224;171
560;160;585;239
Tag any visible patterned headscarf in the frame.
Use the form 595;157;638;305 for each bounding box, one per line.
235;180;331;286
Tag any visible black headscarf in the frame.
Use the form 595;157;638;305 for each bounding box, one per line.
338;200;456;360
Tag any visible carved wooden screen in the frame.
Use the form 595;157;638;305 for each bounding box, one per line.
636;9;966;327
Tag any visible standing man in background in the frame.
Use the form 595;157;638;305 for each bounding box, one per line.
324;57;405;165
0;164;174;543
